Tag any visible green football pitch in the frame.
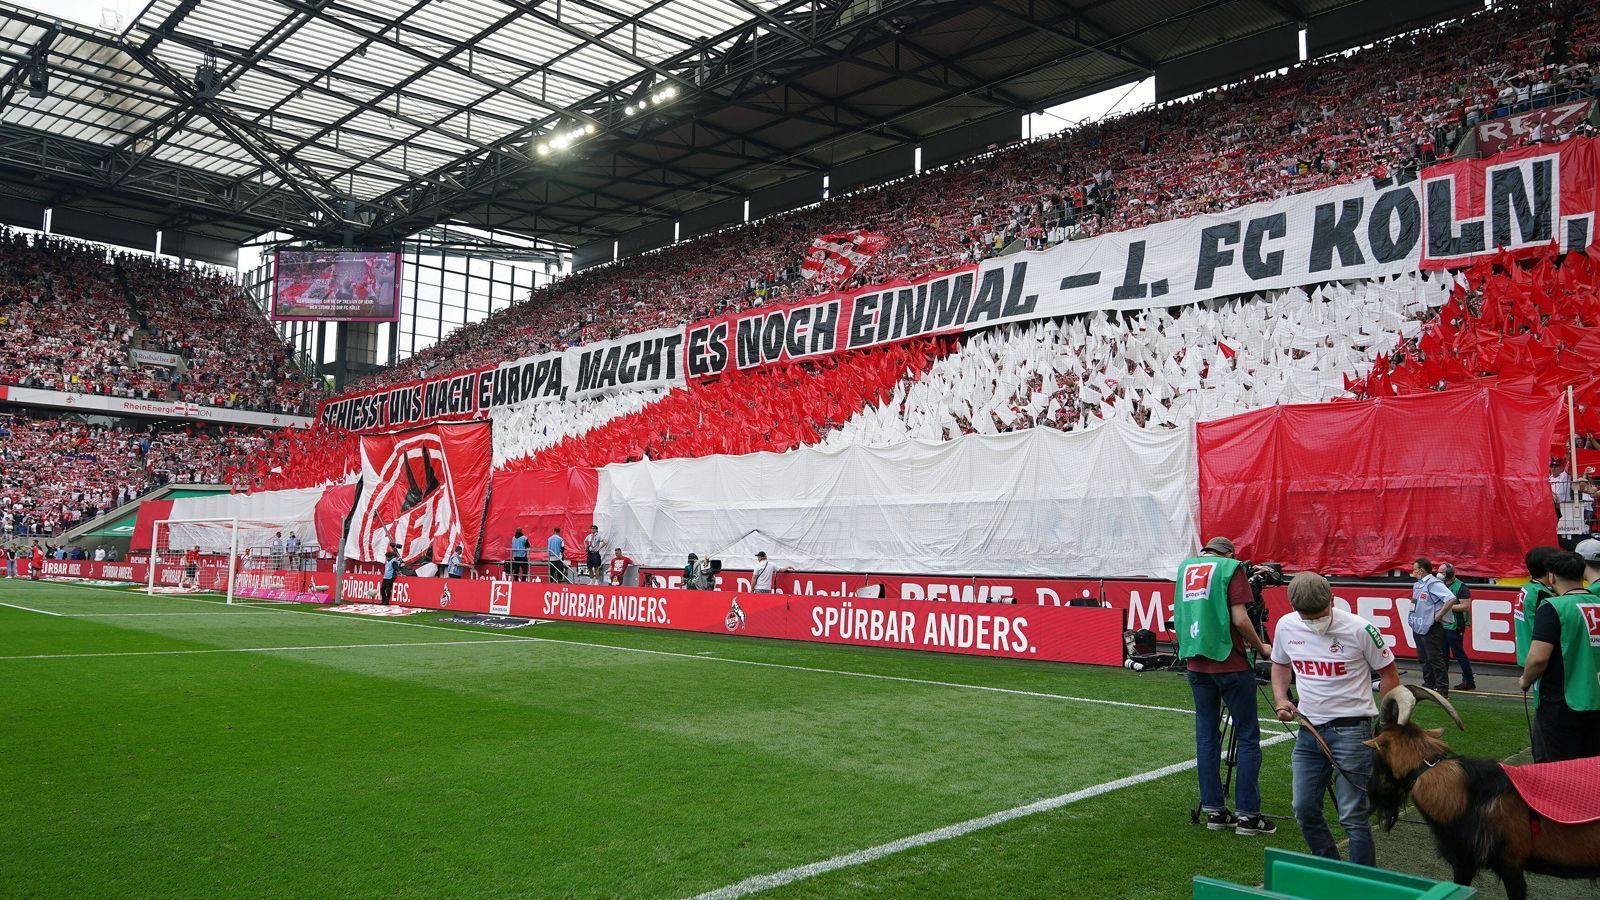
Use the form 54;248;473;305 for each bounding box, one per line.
0;580;1573;899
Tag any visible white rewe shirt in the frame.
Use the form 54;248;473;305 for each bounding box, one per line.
1271;608;1396;722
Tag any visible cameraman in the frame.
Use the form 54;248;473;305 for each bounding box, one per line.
1175;537;1276;836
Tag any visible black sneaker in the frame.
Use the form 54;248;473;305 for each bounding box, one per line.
1455;682;1477;691
1236;814;1278;836
1205;809;1239;831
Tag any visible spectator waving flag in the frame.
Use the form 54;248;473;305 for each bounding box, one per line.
800;230;890;285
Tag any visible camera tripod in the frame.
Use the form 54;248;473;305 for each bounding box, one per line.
1186;671;1335;826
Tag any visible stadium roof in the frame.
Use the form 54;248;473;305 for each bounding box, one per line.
0;0;1466;250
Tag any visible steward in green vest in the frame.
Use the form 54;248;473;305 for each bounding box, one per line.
1175;549;1246;663
1514;546;1558;667
1441;571;1470;631
1518;550;1600;762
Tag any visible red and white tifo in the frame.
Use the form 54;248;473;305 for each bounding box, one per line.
118;137;1600;668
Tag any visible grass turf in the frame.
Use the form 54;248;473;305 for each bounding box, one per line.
0;580;1577;898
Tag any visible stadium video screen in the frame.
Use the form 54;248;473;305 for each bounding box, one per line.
271;250;401;322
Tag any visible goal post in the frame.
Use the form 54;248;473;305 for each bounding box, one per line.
149;518;240;603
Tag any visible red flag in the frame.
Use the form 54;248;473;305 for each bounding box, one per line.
800;230;891;285
1218;340;1236;361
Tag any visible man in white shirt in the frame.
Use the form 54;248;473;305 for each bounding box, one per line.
1271;572;1400;868
584;526;606;583
751;551;783;594
93;546;105;562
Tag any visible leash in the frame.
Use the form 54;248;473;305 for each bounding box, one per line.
1293;714;1371;787
1295;714;1433;827
1523;688;1535;752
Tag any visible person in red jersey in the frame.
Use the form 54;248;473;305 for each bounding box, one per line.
182;546;200;589
30;542;44;580
608;547;634;585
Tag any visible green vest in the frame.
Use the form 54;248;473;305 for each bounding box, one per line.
1443;579;1470;630
1516;581;1553;667
1549;591;1600;712
1175;556;1243;662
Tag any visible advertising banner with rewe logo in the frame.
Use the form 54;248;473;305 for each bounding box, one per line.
343;422;493;564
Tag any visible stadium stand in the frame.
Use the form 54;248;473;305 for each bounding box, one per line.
0;415;266;536
0;227;324;415
121;255;324;416
352;0;1600;393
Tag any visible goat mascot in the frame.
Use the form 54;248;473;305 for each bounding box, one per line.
1365;685;1600;899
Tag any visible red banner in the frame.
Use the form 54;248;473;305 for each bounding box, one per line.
1103;579;1521;665
1474;100;1594;156
39;561;1512;666
1197;385;1561;577
340;576;1124;665
801;230;891;285
480;468;598;561
784;594;1122;664
1422;136;1600;267
641;566;1102;605
343;423;494;565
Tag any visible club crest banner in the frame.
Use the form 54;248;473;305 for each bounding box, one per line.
342;422;493;564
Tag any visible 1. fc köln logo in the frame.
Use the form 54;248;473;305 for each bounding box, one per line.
344;424;493;565
352;432;461;563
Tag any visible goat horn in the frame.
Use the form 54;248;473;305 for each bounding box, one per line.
1405;684;1465;731
1379;686;1417;726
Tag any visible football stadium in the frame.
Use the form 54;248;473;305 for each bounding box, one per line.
3;0;1600;896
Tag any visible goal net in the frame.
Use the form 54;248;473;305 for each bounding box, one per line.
149;518;239;603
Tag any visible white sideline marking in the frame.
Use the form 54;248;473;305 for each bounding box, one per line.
7;581;1286;725
693;731;1298;900
66;613;249;618
0;601;65;617
0;638;532;661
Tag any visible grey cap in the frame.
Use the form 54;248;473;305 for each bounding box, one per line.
1203;537;1236;556
1576;538;1600;563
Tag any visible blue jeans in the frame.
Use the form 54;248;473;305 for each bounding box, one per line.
1442;627;1474;685
1292;721;1375;866
1188;670;1262;816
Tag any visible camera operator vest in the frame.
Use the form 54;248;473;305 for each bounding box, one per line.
1550;591;1600;712
1174;555;1242;662
1516;581;1554;666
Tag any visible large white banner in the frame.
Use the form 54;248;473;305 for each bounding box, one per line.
594;422;1198;578
977;175;1424;325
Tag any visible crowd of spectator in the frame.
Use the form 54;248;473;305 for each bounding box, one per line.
0;414;268;537
0;228;324;415
352;0;1600;394
123;255;325;415
0;230;143;397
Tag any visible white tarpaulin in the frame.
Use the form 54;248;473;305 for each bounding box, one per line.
594;422;1198;577
164;488;323;552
